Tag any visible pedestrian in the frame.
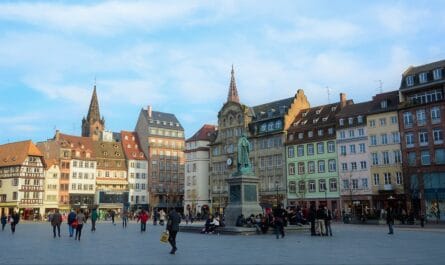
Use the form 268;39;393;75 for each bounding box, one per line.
75;209;86;241
110;210;116;225
420;212;425;228
138;210;149;232
67;209;77;237
153;208;158;225
90;208;98;232
50;209;62;238
159;209;166;226
386;205;395;235
316;205;327;236
1;213;7;231
121;210;128;228
324;206;333;236
273;204;286;239
309;204;316;236
10;211;20;234
166;208;181;254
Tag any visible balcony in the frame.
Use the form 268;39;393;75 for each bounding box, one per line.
20;199;43;205
20;185;44;192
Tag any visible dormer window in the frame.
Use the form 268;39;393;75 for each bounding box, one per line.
433;69;443;80
419;72;428;84
339;119;344;126
322;117;328;122
293;120;300;126
331;106;337;112
316;108;322;115
328;128;334;135
302;112;307;117
279;106;286;115
308;131;313;138
380;100;388;109
406;75;414;86
318;129;323;136
313;118;319;124
357;115;363;124
298;133;304;139
348;118;353;125
301;120;307;125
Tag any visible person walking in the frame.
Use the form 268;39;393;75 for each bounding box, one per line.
110;210;116;225
386;205;395;235
67;209;77;237
273;204;286;239
75;209;86;241
121;210;128;228
50;209;63;238
166;208;181;254
10;211;20;234
316;205;327;236
1;214;7;231
138;210;149;232
309;204;316;236
90;208;98;232
159;209;166;226
324;206;333;236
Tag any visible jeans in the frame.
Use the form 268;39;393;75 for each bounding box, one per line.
388;222;394;234
68;224;74;236
141;222;146;232
274;220;284;238
91;220;96;231
325;220;332;236
168;230;178;252
75;224;83;240
122;217;127;228
53;224;61;237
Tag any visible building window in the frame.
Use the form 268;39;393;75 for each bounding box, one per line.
340;146;346;156
288;147;294;158
289;181;296;193
406;133;415;147
380;118;386;126
360;161;367;169
352;179;358;189
369;120;376;127
328;159;336;172
396;172;403;185
308;131;313;138
370;135;377;146
384;173;391;185
298;162;305;175
394;150;402;163
380;100;388;109
416;109;426;126
339;119;344;126
382;151;390;164
351;162;357;171
419;72;428;84
349;130;355;138
307;144;314;156
381;134;388;145
297;145;304;157
341;163;348;171
408;152;416;166
318;129;323;136
343;179;350;190
419;131;429;146
288;163;295;175
373;173;380;185
298;133;304;139
349;144;356;154
329;179;337;192
433;68;442;80
403;112;413;127
433;128;443;144
361;178;368;189
319;179;327;192
392;132;400;144
328;128;334;135
358;116;363;124
358;128;364;136
299;181;306;193
359;143;366;153
12;178;18;186
435;149;445;164
308;161;315;174
318;160;325;173
327;141;335;153
308;181;316;192
431;106;441;124
317;143;324;154
339;131;346;139
391;116;398;124
348;118;354;125
421;150;431;165
406;75;414;86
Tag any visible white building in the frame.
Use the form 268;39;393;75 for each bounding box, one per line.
43;160;60;214
184;125;217;216
121;131;149;210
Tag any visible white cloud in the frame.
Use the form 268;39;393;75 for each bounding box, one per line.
0;1;202;35
373;4;429;34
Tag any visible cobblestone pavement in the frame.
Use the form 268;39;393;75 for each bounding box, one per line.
0;221;444;265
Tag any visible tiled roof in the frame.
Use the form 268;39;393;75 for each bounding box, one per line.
186;124;218;142
402;59;445;77
337;101;373;117
0;140;43;167
44;159;59;169
58;133;94;157
120;131;146;160
141;109;184;130
369;90;400;114
251;97;294;122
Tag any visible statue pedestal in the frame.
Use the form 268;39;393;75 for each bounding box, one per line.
224;173;263;226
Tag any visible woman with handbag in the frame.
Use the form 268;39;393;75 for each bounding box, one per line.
75;209;86;241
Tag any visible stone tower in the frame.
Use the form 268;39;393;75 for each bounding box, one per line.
82;85;105;141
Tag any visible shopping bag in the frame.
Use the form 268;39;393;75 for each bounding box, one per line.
71;220;78;229
160;231;169;243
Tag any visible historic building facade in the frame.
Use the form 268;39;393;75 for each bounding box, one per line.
337;101;373;214
367;91;404;211
0;141;45;219
286;94;351;211
135;106;185;212
121;131;149;211
398;60;445;220
43;160;60;214
184;124;217;216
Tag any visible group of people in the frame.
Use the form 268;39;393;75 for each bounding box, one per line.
201;213;223;234
1;211;20;233
308;204;333;237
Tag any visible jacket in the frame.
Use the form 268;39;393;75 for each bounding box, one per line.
91;210;98;221
50;212;62;226
67;212;76;225
167;210;181;232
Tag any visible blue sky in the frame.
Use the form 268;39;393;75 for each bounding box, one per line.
0;0;444;144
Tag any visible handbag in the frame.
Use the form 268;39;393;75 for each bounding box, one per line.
71;219;78;228
160;231;169;243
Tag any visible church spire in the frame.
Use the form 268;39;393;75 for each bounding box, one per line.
87;85;101;122
227;65;240;103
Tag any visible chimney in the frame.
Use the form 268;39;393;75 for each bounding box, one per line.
147;105;152;118
340;93;347;108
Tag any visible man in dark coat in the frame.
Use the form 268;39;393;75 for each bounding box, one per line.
386;206;395;234
309;204;316;236
10;211;20;234
167;209;181;254
273;204;286;239
50;209;62;238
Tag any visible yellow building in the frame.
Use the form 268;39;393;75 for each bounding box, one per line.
367;91;404;211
